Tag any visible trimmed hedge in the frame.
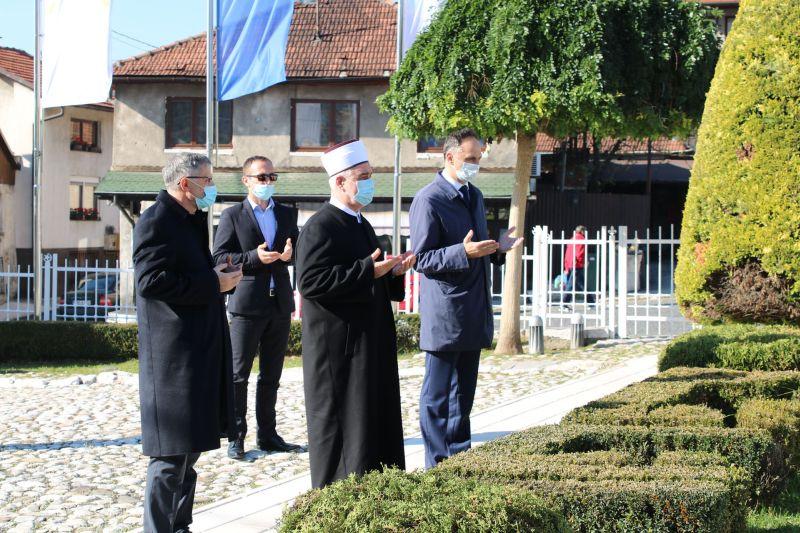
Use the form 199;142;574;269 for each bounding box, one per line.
438;431;749;532
0;315;422;362
659;324;800;372
674;0;800;323
0;321;139;362
738;399;800;470
280;468;571;532
456;423;783;503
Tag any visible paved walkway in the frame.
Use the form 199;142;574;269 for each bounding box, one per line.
192;351;658;532
0;340;663;532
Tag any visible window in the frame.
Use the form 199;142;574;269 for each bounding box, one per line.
417;136;444;154
165;97;233;148
70;119;100;152
291;99;359;151
724;16;735;36
69;182;99;221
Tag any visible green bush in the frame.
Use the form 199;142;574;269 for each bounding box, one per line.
439;435;749;532
675;0;800;323
395;313;421;354
738;399;800;469
659;324;800;371
465;423;783;503
0;316;420;361
0;321;139;362
280;468;571;532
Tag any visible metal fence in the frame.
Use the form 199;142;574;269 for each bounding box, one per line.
1;226;693;339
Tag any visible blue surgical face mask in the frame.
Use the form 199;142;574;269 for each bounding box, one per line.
189;180;217;210
253;183;275;201
456;162;480;182
353;178;375;207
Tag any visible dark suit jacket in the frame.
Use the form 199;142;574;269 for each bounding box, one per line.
212;199;299;316
134;190;234;456
409;172;505;352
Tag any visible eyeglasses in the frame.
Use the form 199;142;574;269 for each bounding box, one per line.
246;173;279;183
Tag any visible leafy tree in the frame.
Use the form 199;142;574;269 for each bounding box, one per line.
379;0;719;353
676;0;800;324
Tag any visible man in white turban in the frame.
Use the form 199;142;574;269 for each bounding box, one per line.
295;139;416;488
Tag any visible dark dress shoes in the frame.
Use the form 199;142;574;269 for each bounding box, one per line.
227;439;245;460
257;434;303;453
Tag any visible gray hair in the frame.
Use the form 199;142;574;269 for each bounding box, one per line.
162;153;212;190
442;128;480;157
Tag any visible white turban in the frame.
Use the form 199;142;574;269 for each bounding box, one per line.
321;139;369;177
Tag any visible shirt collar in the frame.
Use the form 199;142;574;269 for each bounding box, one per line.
248;197;274;212
329;197;362;222
441;169;467;192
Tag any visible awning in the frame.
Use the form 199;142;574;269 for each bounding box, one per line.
96;171;517;202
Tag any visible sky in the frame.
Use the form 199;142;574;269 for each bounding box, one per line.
0;0;206;62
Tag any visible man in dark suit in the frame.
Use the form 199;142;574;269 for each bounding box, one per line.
213;156;302;460
134;153;242;532
409;128;522;469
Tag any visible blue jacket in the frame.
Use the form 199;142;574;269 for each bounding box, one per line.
409;172;504;352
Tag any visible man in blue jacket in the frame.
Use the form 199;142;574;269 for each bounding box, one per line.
410;128;523;468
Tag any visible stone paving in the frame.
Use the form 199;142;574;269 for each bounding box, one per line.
0;339;666;532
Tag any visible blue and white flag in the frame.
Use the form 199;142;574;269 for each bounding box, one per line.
402;0;444;56
216;0;294;101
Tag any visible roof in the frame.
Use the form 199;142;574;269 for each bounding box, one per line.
0;47;34;87
0;129;20;171
96;170;516;201
114;0;396;81
534;133;690;154
0;46;113;109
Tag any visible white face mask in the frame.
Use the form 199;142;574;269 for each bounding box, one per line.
456;162;480;182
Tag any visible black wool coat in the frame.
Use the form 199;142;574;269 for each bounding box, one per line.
211;199;299;316
134;190;235;457
296;203;406;488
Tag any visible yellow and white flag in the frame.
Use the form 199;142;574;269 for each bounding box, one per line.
42;0;112;108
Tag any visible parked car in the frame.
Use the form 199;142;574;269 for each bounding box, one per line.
57;274;118;320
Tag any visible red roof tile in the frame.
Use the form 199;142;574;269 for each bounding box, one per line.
0;47;34;87
534;133;689;154
114;0;396;80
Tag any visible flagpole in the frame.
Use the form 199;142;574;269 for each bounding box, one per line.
206;0;215;248
391;0;404;257
33;0;44;319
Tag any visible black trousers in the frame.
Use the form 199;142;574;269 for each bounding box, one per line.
229;303;292;442
563;267;594;303
143;452;201;533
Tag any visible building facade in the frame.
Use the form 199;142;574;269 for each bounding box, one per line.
0;47;119;270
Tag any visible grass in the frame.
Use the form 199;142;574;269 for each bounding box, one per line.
748;474;800;532
0;358;140;377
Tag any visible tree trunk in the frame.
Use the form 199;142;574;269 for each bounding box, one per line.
494;132;536;354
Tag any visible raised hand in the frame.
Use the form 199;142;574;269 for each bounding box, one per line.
280;238;293;262
257;242;281;264
392;251;417;277
369;248;402;279
498;226;524;253
463;229;499;259
214;263;243;292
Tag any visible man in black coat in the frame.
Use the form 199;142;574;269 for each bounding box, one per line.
296;139;416;488
212;155;302;460
134;153;242;532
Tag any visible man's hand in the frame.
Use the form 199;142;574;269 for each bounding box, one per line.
463;230;499;259
279;238;293;262
369;248;402;279
392;251;417;277
257;242;281;264
498;226;524;253
214;263;243;292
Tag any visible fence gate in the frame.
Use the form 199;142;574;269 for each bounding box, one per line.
522;225;693;339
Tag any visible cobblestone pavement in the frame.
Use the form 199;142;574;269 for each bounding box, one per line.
0;339;666;532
